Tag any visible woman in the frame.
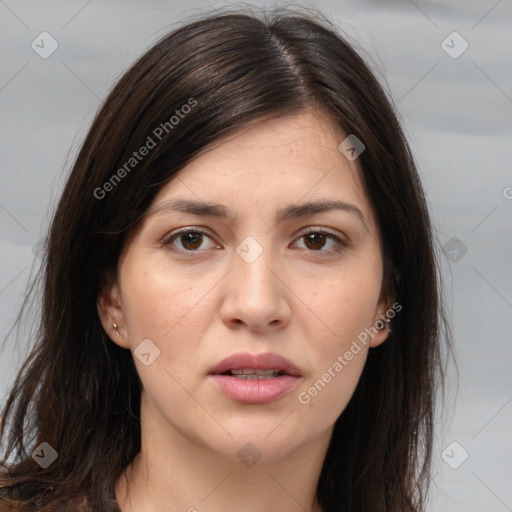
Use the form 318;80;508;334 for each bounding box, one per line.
0;6;450;511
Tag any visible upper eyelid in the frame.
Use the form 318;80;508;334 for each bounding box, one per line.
161;227;215;245
295;226;346;238
161;226;348;247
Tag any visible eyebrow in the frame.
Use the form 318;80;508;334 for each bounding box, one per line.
146;198;367;229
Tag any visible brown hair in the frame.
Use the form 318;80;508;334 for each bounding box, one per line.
0;6;451;511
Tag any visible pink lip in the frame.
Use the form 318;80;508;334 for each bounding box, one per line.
208;352;302;376
210;374;301;404
208;352;302;404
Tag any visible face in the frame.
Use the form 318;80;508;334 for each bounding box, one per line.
98;110;390;463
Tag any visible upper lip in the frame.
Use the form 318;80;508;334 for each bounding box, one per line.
209;352;302;376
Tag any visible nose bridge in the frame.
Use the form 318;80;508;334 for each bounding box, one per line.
221;234;290;330
234;235;278;301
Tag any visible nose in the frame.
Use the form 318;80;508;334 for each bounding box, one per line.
219;241;292;333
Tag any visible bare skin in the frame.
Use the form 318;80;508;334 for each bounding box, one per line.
98;110;391;512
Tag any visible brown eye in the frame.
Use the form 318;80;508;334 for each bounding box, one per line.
303;232;328;250
162;229;218;253
179;232;204;250
294;229;348;254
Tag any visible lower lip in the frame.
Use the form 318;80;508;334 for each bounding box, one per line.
210;374;301;404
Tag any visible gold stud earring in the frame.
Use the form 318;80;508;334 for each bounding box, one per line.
378;317;392;332
113;323;121;337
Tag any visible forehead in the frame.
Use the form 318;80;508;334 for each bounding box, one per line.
146;110;377;234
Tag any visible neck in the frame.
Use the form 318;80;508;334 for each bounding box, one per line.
115;395;330;512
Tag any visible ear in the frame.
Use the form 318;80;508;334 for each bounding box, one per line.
97;272;130;349
369;299;393;349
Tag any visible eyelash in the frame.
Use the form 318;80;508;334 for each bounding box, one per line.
161;227;349;256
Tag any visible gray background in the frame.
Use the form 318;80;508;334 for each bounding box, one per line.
1;0;511;510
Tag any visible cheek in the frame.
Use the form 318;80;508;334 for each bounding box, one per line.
298;350;367;420
303;259;382;349
294;257;381;410
118;263;211;420
296;279;374;417
119;256;218;401
120;258;212;344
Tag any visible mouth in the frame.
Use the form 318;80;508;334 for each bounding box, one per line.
208;352;302;404
208;351;302;378
218;369;289;380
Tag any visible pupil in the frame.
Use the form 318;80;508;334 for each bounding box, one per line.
305;233;325;250
182;232;202;250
